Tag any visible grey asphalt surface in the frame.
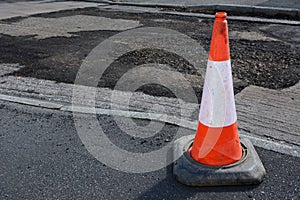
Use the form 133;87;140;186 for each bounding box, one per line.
1;100;300;199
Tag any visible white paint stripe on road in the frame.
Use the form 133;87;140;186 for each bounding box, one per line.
62;105;197;130
0;93;299;158
0;93;63;109
239;132;300;158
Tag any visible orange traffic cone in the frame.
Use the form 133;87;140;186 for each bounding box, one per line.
173;12;266;186
190;12;242;166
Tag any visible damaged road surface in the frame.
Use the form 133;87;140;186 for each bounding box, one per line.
0;7;299;100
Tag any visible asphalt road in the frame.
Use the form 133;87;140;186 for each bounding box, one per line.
0;100;299;199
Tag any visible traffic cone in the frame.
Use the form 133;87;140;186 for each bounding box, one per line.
190;11;242;166
172;12;266;186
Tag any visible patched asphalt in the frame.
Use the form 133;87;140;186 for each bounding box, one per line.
0;7;299;102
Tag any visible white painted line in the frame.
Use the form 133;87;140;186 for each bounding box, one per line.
0;94;63;109
239;132;300;158
0;93;299;158
62;105;196;129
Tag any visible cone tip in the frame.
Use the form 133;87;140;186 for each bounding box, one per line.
215;12;227;19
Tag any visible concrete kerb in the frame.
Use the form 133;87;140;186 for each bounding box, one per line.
82;0;300;18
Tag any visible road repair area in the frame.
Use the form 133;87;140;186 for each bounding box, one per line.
0;1;299;199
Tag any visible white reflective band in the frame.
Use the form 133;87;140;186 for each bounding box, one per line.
199;59;237;127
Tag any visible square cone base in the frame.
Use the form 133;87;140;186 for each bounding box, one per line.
173;135;266;186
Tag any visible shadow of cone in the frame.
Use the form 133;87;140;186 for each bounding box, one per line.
172;12;266;186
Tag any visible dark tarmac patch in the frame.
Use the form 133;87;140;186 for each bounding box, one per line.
0;8;299;102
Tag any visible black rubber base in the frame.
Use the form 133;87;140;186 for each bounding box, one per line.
173;135;266;186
